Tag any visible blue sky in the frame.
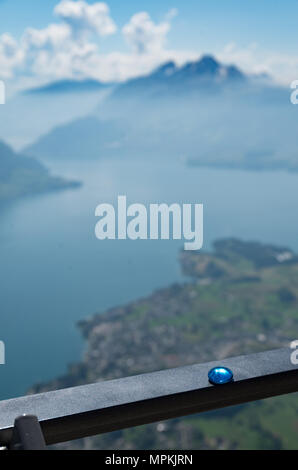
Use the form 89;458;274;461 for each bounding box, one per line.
0;0;297;88
0;0;296;51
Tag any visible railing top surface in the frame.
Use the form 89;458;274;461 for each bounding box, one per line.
0;347;297;445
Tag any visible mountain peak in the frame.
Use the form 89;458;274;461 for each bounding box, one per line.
196;54;220;69
171;54;245;84
109;54;246;102
152;61;177;78
0;140;16;158
183;55;220;74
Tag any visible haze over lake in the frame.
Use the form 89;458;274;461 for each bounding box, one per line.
0;157;297;399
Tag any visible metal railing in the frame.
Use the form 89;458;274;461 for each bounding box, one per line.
0;347;297;450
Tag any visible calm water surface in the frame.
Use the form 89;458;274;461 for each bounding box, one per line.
0;158;297;399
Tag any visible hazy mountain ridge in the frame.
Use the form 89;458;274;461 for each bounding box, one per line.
25;79;114;95
0;85;112;151
24;55;298;172
0;140;80;204
25;116;127;160
108;55;246;101
24;55;245;99
30;238;298;450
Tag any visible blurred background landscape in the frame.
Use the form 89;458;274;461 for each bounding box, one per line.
1;0;298;449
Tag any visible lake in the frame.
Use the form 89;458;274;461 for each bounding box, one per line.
0;157;298;399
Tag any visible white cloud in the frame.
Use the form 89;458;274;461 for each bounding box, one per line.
165;8;178;22
20;22;98;80
0;2;187;87
54;0;116;37
0;1;118;85
218;42;298;84
2;1;297;89
76;48;197;82
23;24;71;51
122;11;171;54
0;33;23;78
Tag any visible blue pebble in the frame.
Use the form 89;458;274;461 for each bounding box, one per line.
208;366;233;385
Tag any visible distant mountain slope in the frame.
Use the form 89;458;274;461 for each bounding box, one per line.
25;79;113;95
24;55;298;171
31;238;298;450
25;116;127;160
0;140;80;204
0;88;111;151
109;55;246;101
